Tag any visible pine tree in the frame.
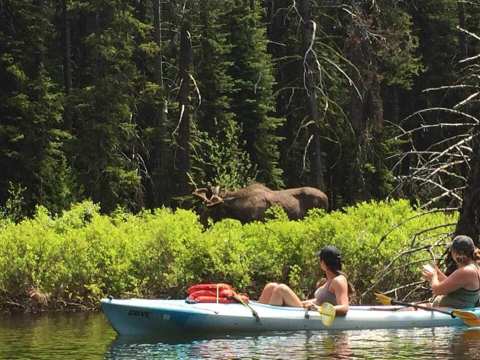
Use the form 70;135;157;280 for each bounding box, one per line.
68;0;145;211
226;0;284;188
339;1;422;202
0;0;74;214
190;0;255;189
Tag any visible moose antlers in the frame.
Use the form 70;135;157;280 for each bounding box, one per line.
192;187;224;207
192;188;210;203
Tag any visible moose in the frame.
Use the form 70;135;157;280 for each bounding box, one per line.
193;183;328;223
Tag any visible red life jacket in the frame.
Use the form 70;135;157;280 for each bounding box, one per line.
187;283;233;295
186;283;249;304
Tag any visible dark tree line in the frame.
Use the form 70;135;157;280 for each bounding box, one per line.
0;0;479;238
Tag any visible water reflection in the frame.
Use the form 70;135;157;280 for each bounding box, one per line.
320;332;352;359
105;327;480;360
0;313;116;360
451;327;480;359
1;313;480;359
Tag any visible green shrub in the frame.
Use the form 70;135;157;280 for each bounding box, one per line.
0;199;456;311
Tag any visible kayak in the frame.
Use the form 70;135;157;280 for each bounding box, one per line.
101;298;480;336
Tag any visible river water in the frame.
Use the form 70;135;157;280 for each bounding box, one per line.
1;312;480;359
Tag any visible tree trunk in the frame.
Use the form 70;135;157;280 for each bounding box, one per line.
62;0;72;94
344;4;384;202
175;24;192;195
62;0;73;130
344;25;367;202
457;1;467;58
391;87;400;125
299;0;325;190
265;0;297;186
135;0;147;21
33;0;44;71
367;71;384;132
443;132;480;275
455;132;480;245
151;0;170;205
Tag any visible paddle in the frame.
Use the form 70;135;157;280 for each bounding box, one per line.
375;292;480;327
310;302;336;327
230;293;261;322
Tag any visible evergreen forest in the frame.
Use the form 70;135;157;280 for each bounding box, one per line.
1;0;480;238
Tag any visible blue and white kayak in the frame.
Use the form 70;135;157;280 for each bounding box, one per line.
101;298;480;336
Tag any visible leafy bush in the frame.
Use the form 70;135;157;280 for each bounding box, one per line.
0;199;456;312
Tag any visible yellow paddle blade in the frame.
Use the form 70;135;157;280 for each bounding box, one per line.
463;318;480;327
374;292;393;306
318;302;336;327
452;309;478;320
452;310;480;326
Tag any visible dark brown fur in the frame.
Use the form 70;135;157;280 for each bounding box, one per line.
193;183;328;223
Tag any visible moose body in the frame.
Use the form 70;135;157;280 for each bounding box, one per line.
193;183;328;223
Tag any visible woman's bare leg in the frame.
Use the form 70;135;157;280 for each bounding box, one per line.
258;282;279;304
269;284;303;307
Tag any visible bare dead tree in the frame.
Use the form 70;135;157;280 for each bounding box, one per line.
392;27;480;222
363;227;454;303
374;25;480;299
267;1;360;191
386;27;480;284
298;0;325;189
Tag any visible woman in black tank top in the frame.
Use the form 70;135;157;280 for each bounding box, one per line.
422;235;480;308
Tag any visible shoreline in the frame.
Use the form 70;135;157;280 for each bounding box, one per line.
1;297;98;315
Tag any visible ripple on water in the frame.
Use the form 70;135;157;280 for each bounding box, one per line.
0;312;116;360
104;327;480;360
1;313;480;359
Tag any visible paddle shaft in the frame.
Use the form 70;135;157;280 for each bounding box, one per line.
232;294;260;322
390;299;454;317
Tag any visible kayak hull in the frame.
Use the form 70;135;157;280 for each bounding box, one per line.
101;298;480;336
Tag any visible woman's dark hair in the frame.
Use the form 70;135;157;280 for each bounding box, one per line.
317;246;355;296
445;235;480;275
318;246;342;273
450;235;479;260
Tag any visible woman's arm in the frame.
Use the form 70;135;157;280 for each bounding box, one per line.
427;269;465;296
331;276;349;316
434;265;447;281
301;298;317;307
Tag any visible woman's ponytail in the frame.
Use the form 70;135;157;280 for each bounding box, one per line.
474;247;480;262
